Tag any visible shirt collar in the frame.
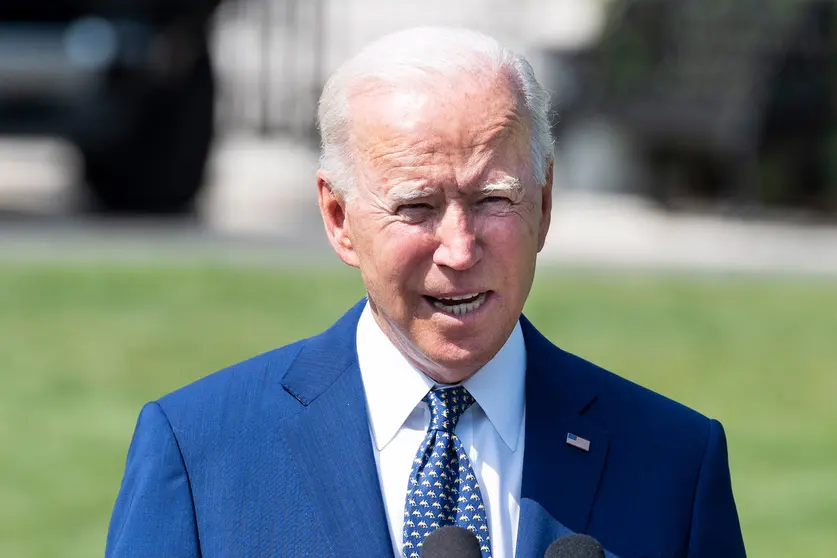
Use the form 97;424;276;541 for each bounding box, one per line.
356;301;526;452
462;320;526;451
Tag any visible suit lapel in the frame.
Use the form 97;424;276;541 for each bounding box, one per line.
279;301;395;558
516;317;611;557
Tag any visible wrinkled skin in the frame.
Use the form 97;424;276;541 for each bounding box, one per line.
318;70;553;383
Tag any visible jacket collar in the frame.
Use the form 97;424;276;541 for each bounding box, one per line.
277;299;395;558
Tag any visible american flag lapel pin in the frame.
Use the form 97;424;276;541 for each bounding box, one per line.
566;433;591;452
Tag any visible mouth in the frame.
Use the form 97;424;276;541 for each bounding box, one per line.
423;292;489;317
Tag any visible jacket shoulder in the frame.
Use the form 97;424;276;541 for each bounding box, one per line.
548;346;719;508
156;338;307;424
559;348;712;442
152;300;366;439
547;350;742;556
521;314;712;439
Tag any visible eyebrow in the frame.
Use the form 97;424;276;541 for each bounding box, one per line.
479;176;524;199
387;176;524;204
387;185;435;203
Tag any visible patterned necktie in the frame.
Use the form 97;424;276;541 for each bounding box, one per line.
402;386;492;558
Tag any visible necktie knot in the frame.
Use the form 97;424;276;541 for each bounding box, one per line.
423;386;475;434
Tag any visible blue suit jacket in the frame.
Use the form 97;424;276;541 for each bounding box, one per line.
106;301;745;557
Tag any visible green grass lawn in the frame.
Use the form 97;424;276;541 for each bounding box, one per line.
1;264;835;557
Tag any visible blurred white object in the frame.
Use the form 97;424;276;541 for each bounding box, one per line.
555;118;645;194
200;134;320;237
0;138;79;214
522;0;607;50
543;191;837;276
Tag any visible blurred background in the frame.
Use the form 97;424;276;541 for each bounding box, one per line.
0;0;835;557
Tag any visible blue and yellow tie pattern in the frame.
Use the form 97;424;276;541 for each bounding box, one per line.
402;387;492;558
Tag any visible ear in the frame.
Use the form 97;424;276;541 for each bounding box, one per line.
537;159;554;252
317;170;360;268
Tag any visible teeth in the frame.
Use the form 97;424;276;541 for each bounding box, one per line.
431;293;487;316
437;292;481;301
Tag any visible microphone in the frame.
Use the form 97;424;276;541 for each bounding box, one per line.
420;525;482;557
544;534;605;558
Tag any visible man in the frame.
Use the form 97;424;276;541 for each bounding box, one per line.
106;28;746;558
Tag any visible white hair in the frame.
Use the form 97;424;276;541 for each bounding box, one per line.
317;27;554;200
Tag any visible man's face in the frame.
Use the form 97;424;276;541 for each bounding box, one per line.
319;73;552;382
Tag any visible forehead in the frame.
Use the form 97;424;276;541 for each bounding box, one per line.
348;72;530;189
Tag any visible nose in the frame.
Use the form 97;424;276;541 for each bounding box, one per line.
432;204;483;271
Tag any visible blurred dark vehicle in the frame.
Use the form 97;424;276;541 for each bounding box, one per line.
546;0;837;216
0;0;225;213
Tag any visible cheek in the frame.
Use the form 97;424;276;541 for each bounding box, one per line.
362;225;435;285
481;216;540;287
481;212;540;254
387;231;436;277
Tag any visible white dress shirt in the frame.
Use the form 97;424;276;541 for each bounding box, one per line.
356;302;526;558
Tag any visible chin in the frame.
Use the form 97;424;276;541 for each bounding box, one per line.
422;339;500;381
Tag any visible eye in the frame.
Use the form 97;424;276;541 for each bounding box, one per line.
400;203;434;211
480;196;510;205
396;202;435;221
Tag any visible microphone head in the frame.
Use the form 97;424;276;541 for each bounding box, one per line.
420;525;482;558
544;534;605;558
